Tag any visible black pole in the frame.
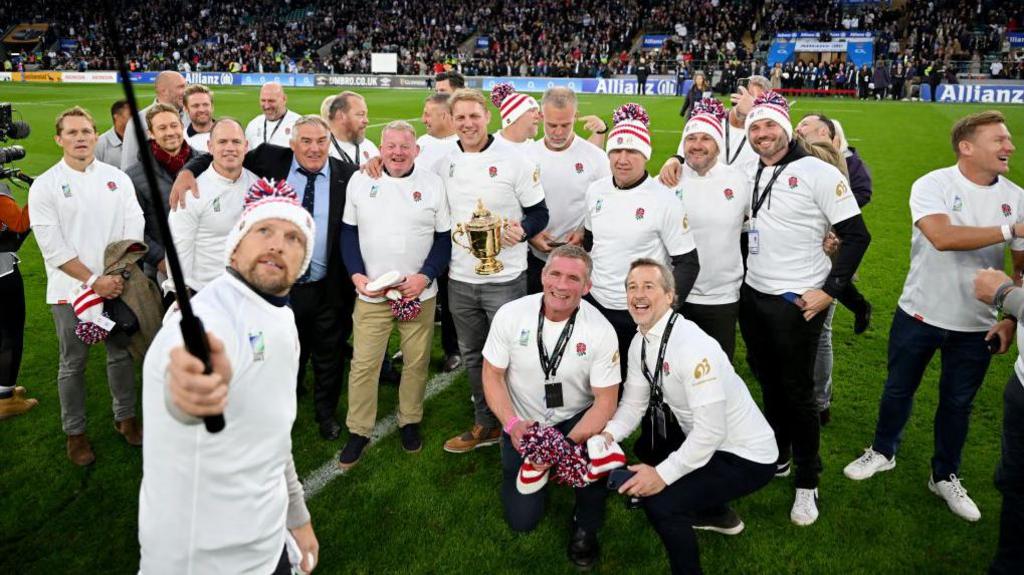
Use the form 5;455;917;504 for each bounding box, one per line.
101;1;224;433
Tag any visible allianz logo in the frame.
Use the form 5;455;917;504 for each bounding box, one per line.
185;72;234;85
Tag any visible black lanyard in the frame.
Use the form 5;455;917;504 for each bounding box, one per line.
330;135;358;165
725;121;747;165
537;302;579;382
264;113;286;145
750;163;787;220
640;312;679;403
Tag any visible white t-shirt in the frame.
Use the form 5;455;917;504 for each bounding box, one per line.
677;118;759;170
672;161;751;304
329;135;380;166
584;175;697;310
605;311;778;485
483;294;620;425
439;136;546;284
416;133;460;174
167;168;258;292
343;168;451;303
139;272;300;574
744;156;861;295
898;166;1024;331
28;159;145;304
494;130;535;151
245;110;301;148
524;136;611;261
187;128;211;154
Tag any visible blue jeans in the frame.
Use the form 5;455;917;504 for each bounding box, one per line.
871;308;991;479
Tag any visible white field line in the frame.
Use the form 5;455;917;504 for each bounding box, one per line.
302;367;465;499
367;117;421;128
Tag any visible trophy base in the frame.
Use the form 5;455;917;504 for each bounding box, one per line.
475;258;505;275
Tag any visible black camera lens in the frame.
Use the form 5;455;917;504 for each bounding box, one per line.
0;145;26;164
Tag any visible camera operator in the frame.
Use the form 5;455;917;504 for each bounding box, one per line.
0;179;36;419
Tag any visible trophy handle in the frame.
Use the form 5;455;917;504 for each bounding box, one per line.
452;223;471;250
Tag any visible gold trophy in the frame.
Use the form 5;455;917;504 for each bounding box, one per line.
453;199;505;275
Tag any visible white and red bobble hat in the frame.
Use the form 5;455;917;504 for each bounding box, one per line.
71;283;105;324
682;98;727;153
606;103;652;160
224;178;316;277
745;90;793;140
490;83;539;128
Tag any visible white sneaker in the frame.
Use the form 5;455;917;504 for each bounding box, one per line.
790;488;819;526
928;474;981;522
843;447;895;481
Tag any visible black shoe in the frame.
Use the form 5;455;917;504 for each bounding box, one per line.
318;419;341;440
692;507;745;535
400;423;422;453
443;353;463;373
567;526;599;569
854;301;872;335
819;407;831;427
338;434;370;470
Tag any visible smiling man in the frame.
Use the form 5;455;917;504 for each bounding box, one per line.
326;91;380;166
482;245;620;569
244;82;301;148
183;84;216;153
844;110;1023;523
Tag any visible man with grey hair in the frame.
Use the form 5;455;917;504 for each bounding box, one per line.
244;82;301;148
523;87;611;294
326;91;380;166
170;114;360;440
338;120;452;467
121;70;189;171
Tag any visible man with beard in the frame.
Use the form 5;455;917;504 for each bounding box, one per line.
183;84;215;153
245;82;301;148
121;70;188;171
326;91;379;167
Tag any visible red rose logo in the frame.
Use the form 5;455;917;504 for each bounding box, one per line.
1002;203;1012;217
662;361;671;375
635;207;645;220
413;191;422;202
106;181;118;191
788;176;798;188
576;342;587;356
724;188;734;200
489;166;498;178
575;162;584;174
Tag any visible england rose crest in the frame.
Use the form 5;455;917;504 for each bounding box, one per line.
488;166;498;178
788;176;798;188
1002;203;1012;217
576;342;587;356
635;207;645;220
413;191;422;202
662;361;671;375
724;188;734;200
106;181;118;191
575;162;584;174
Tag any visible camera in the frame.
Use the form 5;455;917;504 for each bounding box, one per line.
0;103;31;183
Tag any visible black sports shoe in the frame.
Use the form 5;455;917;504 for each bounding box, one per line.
400;424;422;453
443;353;463;373
854;300;872;335
318;419;342;441
693;507;745;535
819;407;832;427
338;434;370;470
567;526;599;569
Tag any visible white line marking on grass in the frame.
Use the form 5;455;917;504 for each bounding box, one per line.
367;117;421;128
302;367;464;499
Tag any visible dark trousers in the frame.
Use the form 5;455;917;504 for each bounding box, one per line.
500;410;609;532
992;374;1024;574
271;545;290;575
0;265;25;389
871;308;990;479
437;272;459;356
642;451;774;575
585;295;635;381
291;280;349;423
526;253;545;295
682;301;739;361
739;283;825;488
836;281;869;318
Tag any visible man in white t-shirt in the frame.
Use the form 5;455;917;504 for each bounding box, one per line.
244;82;301;149
417;92;460;172
737;91;870;526
168;118;256;293
489;83;541;149
140;180;318;575
29;106;145;466
524;87;611;294
326;91;380;166
183;84;215;153
584;103;699;377
844;110;1022;523
339;120;451;468
483;246;619;569
440;89;549;454
601;258;776;574
660;98;751;360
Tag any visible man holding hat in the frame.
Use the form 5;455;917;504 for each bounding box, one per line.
139;179;319;574
584;103;699;376
738;91;871;525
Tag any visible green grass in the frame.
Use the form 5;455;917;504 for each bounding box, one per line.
1;83;1023;574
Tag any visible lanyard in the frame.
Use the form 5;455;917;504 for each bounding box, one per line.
640;312;678;403
264;113;285;145
725;121;747;165
750;163;786;220
330;135;358;165
537;302;579;382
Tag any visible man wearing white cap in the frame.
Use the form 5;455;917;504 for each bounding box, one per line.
584;103;699;377
140;179;319;575
738;91;871;526
490;83;541;149
659;98;751;361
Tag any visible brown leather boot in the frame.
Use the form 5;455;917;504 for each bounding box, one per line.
66;434;96;466
115;417;143;446
0;393;38;420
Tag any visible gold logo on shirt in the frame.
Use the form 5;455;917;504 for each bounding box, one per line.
836;181;848;197
693;358;711;379
682;214;690;230
533;166;541;184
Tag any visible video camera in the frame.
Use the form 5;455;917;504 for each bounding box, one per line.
0;103;32;184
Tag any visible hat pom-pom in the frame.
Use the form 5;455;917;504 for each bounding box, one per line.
490;83;515;108
612;103;649;126
390;297;423;321
245;178;297;207
692;98;727;121
753;90;790;112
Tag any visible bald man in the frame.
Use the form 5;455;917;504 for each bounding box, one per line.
245;82;301;148
121;71;190;171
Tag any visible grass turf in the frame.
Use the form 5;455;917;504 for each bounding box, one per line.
1;83;1022;574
